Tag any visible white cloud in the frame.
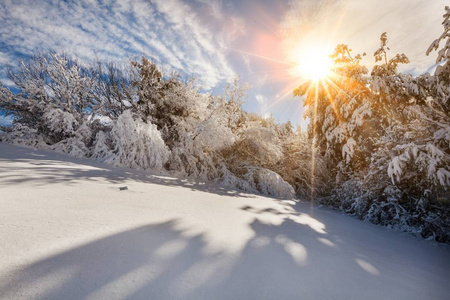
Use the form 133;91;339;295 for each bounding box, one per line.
255;94;266;104
0;0;235;89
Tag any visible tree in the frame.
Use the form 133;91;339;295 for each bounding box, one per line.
293;26;450;242
0;53;98;148
294;44;372;185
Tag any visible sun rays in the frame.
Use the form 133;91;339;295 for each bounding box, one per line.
230;44;360;208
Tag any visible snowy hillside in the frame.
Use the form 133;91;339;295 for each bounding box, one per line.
0;142;449;300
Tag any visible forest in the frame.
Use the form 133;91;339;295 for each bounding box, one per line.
1;7;449;243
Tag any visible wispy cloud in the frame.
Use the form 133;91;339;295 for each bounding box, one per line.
0;0;235;89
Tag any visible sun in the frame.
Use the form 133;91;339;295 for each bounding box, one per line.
292;47;333;81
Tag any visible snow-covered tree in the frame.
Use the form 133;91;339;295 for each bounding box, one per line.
294;44;373;185
90;61;138;119
294;26;450;241
0;53;98;144
426;5;450;112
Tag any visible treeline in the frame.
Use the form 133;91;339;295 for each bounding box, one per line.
0;53;324;201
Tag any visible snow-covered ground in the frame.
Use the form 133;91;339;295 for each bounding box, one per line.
0;143;449;300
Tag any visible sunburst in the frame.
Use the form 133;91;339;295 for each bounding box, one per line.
292;47;333;82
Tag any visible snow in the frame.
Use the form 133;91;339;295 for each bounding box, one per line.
0;142;449;300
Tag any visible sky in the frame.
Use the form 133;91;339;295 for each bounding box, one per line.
0;0;447;128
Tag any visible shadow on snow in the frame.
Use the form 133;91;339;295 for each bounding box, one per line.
0;143;251;198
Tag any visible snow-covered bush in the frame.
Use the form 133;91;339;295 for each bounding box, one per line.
220;164;295;199
273;126;330;199
0;123;46;148
230;119;283;166
254;167;295;199
91;130;113;161
103;110;169;171
43;108;79;139
167;127;220;180
49;137;90;158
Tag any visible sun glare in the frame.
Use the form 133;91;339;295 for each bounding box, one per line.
293;47;333;81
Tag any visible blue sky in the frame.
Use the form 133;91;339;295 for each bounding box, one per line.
0;0;447;128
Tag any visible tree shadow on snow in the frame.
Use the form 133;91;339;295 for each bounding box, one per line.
0;218;366;299
0;143;252;198
2;208;445;300
1;143;449;299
